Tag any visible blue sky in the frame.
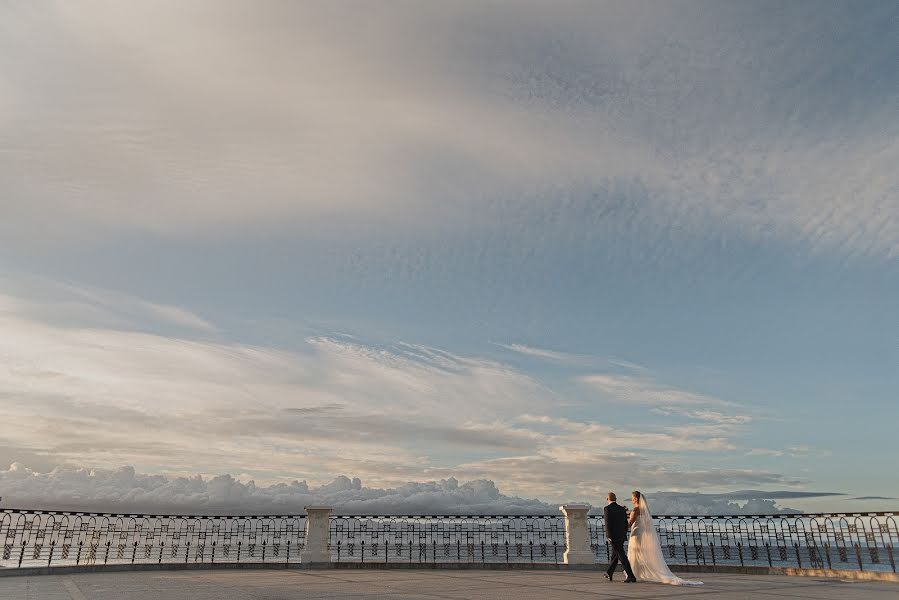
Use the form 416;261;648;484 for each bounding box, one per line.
0;1;897;512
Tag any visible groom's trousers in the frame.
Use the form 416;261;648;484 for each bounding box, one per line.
606;539;635;580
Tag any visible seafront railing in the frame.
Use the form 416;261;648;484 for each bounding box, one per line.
588;513;897;574
1;507;895;574
329;515;567;564
0;511;307;569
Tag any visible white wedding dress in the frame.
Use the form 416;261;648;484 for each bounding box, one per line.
627;497;703;585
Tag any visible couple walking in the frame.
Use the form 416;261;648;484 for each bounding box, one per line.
603;491;702;586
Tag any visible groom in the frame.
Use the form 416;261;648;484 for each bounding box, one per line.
603;492;637;583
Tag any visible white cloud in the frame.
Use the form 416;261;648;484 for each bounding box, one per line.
0;2;895;258
517;414;736;453
131;299;214;331
580;374;728;406
494;342;647;372
653;407;753;425
746;446;830;459
631;494;796;517
747;448;785;457
0;275;215;332
0;281;798;501
0;463;820;515
0;283;558;489
0;464;553;515
493;343;587;363
606;359;649;373
454;453;804;503
785;446;832;459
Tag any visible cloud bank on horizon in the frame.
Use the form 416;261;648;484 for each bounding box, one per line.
0;1;897;509
1;463;837;516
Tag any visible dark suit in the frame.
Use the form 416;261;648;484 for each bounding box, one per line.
603;502;635;581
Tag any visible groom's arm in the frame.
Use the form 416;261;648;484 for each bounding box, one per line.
603;506;611;540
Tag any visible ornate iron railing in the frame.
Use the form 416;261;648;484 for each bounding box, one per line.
589;512;897;573
0;510;306;569
1;509;895;573
329;515;566;563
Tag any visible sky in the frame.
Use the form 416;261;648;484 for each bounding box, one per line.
0;1;897;514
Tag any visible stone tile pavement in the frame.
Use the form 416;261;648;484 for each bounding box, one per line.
0;569;896;599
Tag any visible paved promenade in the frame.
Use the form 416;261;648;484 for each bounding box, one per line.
1;569;896;600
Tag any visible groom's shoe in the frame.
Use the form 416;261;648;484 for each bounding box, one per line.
604;573;613;582
624;577;638;583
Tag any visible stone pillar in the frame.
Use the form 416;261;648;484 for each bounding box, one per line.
301;506;333;564
560;503;594;565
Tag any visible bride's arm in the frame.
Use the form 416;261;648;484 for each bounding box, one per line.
628;507;638;527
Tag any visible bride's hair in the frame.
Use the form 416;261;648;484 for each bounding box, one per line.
632;490;642;501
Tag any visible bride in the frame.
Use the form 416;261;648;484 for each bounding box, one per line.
627;491;703;585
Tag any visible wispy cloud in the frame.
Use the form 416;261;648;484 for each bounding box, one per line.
0;275;215;332
747;448;786;457
746;446;831;459
580;374;729;406
653;407;752;425
494;342;647;372
1;2;896;259
606;359;649;373
0;282;794;499
493;342;586;363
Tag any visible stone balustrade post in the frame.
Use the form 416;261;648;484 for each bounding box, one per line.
301;506;333;564
559;503;594;565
